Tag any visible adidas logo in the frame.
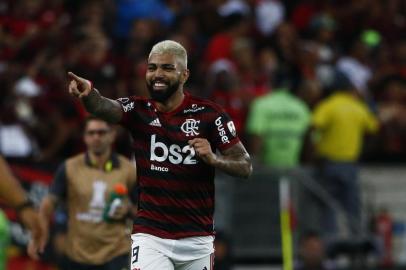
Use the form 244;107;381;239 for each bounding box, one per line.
149;118;162;127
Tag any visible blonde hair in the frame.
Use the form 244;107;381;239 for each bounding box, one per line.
149;40;188;69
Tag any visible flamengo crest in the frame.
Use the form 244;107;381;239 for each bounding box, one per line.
181;119;200;137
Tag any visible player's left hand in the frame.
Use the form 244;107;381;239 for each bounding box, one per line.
188;138;217;166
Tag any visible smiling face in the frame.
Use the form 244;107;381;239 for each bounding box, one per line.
146;53;189;103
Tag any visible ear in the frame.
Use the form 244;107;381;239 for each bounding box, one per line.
181;69;190;84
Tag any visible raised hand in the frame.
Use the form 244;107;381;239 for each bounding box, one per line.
67;72;93;98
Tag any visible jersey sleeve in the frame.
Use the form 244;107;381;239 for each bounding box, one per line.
209;107;241;151
49;163;67;200
116;96;138;126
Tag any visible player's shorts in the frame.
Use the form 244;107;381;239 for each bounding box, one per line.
130;233;215;270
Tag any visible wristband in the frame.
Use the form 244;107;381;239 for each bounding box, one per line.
15;199;34;214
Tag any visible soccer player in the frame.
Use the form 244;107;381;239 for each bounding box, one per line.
28;116;137;270
67;40;252;270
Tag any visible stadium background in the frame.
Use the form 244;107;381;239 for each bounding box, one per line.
0;0;405;269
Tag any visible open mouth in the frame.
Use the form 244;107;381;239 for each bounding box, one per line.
153;81;168;91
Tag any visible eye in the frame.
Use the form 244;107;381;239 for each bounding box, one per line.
147;65;156;71
162;65;176;71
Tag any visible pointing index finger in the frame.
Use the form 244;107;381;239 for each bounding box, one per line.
67;71;82;82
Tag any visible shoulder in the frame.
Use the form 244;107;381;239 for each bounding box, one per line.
117;154;136;171
188;94;226;114
117;154;133;166
66;153;85;168
63;153;85;178
62;153;86;175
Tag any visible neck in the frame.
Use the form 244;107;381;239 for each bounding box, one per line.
155;89;185;113
88;149;111;169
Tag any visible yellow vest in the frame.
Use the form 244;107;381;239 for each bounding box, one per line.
312;92;378;161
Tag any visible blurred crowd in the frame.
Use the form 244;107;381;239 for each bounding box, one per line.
0;0;405;167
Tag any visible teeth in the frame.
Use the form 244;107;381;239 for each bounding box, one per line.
154;82;166;87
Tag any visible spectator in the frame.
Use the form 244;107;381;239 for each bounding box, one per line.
0;72;44;160
207;59;247;136
308;13;338;89
311;70;379;240
271;22;299;68
336;34;376;99
254;0;285;37
231;37;268;98
246;67;313;239
204;12;250;66
246;68;311;168
297;79;322;109
295;231;337;270
375;75;406;161
28;116;138;270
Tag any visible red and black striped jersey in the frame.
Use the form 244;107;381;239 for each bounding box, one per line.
116;92;240;239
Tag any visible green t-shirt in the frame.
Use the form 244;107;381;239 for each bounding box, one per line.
0;210;10;270
246;89;310;168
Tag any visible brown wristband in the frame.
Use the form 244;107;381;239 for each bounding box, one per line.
15;199;34;214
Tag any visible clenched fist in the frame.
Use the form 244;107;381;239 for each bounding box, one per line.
188;138;217;165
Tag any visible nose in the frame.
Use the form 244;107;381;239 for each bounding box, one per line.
154;69;164;78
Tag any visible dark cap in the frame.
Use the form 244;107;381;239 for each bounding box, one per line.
330;69;354;91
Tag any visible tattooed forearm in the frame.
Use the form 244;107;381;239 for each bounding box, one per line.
214;142;252;178
82;89;123;123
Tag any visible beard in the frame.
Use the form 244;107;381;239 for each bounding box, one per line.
147;79;180;102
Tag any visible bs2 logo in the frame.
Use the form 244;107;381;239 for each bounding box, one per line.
150;135;197;165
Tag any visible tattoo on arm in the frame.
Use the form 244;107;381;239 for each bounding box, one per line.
215;142;252;178
82;89;123;123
